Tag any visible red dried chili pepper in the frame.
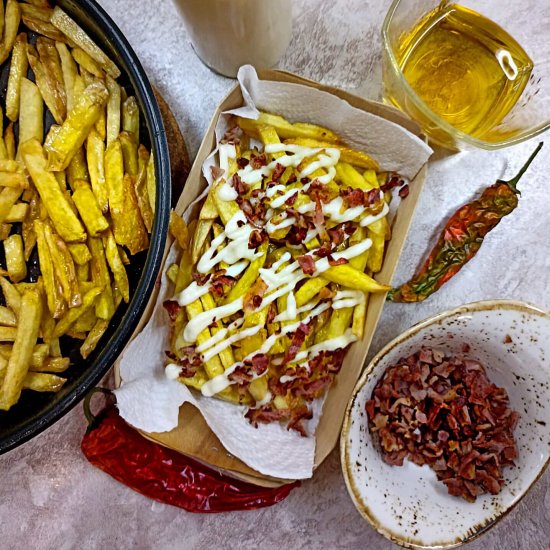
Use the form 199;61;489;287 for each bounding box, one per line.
389;143;543;302
81;393;299;513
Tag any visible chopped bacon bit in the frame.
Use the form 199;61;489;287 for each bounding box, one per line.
286;226;308;245
344;224;357;235
249;353;269;376
162;300;182;322
251;188;262;198
284;323;312;363
287;173;297;184
504;335;513;344
328;256;348;267
297;254;316;275
210;166;225;181
245;406;288;427
250;153;267;169
381;174;404;192
398;184;410;199
341;187;365;208
229;365;253;385
236;196;265;227
271;163;286;182
210;273;236;297
243;278;268;312
237;157;249;169
285;192;298;206
192;272;211;286
366;348;519;502
288;405;313;437
315;245;332;258
266;303;277;324
221;124;242;144
328;226;345;246
306;180;333;204
165;349;201;378
248;229;267;250
231;173;250;195
301;177;310;184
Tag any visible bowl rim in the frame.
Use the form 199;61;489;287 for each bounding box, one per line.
0;0;171;455
340;299;550;549
381;0;550;150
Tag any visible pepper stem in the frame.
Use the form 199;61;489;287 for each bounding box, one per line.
503;142;544;194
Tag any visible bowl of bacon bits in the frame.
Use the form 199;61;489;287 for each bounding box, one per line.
341;300;550;549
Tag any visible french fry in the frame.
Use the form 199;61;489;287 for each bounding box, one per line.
6;33;28;122
236;113;340;143
36;37;67;121
71;47;103;78
21;139;86;242
321;263;390;293
3;234;27;283
19;3;52;22
47;81;109;171
286;137;380;171
5;203;29;223
113;174;149;255
169;211;189;250
0;288;43;410
103;230;129;303
191;219;213;265
134;145;154;231
22;372;65;393
4;123;15;160
86;128;108;212
51;7;121;78
67;243;92;265
122;96;139;141
30;357;70;374
0;307;16;328
119;132;138;176
53;285;103;338
44;223;82;308
88;236;114;320
0;1;21;65
19;78;44;146
146;152;156;214
22;17;69;44
0;327;18;342
80;318;109;359
67;147;90;186
0;171;28;188
104;137;124;213
34;220;65;318
72;181;109;236
55;41;77;113
106;76;121;146
0;187;23;224
0;276;21;316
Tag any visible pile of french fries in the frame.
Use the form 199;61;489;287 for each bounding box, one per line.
0;1;156;411
166;111;399;433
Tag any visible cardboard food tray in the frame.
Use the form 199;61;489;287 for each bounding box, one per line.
115;69;428;488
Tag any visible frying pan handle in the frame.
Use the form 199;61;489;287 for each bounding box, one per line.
83;387;115;427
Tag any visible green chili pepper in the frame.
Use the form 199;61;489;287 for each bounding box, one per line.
389;142;543;303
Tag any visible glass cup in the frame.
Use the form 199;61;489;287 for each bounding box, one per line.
382;0;550;150
172;0;293;78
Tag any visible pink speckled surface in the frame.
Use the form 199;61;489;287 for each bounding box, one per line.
1;1;549;548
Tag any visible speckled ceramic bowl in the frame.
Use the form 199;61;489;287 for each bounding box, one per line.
341;300;550;549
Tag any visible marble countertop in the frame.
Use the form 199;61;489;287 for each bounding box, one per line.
1;1;549;548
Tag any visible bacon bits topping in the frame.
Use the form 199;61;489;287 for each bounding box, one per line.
162;300;182;322
231;173;250;195
381;174;404;193
284;323;312;363
250;152;267;169
398;184;410;199
210;166;225;181
236;196;266;227
248;229;267;250
297;254;316;275
236;157;249;169
165;349;201;378
192;272;212;286
340;187;381;210
243;278;268;312
221;125;242;144
365;348;519;502
271;163;286;182
210;270;236;297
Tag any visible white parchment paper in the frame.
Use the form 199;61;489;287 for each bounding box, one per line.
115;66;432;479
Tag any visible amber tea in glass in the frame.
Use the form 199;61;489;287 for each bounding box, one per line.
381;0;549;149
